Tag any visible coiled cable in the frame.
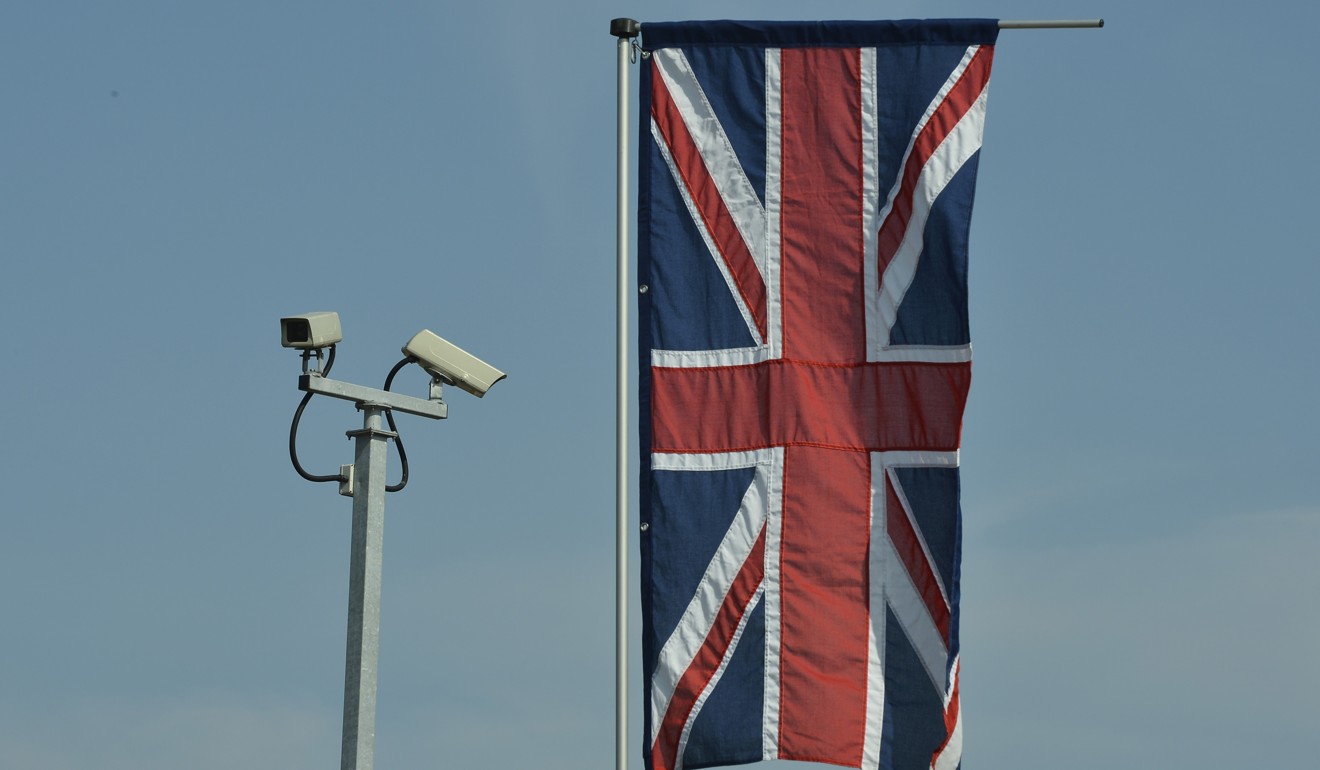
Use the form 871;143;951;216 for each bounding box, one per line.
382;356;414;493
288;345;344;483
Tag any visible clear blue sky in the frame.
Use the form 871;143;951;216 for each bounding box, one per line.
2;2;1316;768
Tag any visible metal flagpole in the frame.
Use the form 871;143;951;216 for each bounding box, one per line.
610;17;640;770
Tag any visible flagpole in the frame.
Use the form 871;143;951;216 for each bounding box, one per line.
611;17;640;770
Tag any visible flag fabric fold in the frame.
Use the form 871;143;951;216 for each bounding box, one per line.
638;19;997;770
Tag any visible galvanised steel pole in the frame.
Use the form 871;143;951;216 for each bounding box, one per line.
290;349;450;769
610;17;640;770
340;404;395;770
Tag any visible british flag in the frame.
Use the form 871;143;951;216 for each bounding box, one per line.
638;20;998;770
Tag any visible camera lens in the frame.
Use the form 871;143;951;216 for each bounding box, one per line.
286;319;311;344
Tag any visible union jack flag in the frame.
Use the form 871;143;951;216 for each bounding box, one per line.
638;20;998;770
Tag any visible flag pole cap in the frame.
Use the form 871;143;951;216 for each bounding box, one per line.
610;18;640;38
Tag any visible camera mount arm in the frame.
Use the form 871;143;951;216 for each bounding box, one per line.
298;373;449;420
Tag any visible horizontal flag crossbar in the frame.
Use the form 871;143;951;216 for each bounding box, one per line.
999;19;1104;29
614;19;1106;38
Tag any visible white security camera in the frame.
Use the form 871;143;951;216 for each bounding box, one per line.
281;312;343;350
402;329;506;398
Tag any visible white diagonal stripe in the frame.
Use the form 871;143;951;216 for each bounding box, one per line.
931;657;962;770
653;48;770;279
887;466;951;608
884;534;949;693
653;116;764;344
875;86;989;350
675;585;765;770
649;456;772;746
868;45;985;363
874;46;982;231
866;449;961;768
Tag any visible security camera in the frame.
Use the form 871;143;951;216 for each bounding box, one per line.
402;329;506;398
281;312;343;350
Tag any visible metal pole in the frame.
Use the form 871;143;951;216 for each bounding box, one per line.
610;17;639;770
999;19;1105;29
341;404;396;770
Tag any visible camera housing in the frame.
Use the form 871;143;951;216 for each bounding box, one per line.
402;329;506;398
281;312;343;350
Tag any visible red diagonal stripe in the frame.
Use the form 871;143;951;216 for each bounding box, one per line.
931;659;962;767
651;61;769;341
886;480;950;642
876;45;994;277
652;527;767;770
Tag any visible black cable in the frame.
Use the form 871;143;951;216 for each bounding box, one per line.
319;344;337;377
288;344;345;483
382;356;414;493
